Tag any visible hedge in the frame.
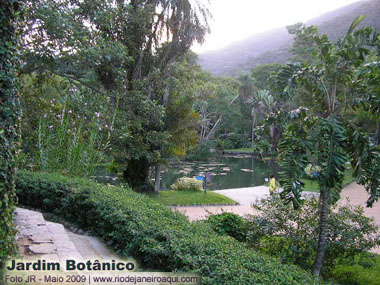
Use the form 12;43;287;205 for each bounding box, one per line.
0;0;22;269
16;171;324;284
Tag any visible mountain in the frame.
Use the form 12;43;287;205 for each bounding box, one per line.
198;0;380;76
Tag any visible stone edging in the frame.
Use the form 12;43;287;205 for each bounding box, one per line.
168;203;240;208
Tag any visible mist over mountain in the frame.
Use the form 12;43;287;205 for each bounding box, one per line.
198;0;380;76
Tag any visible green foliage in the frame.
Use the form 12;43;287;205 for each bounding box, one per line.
355;61;380;118
258;235;315;268
186;141;215;161
287;24;321;64
300;169;354;193
252;139;272;156
18;72;111;176
0;0;22;269
347;119;380;208
251;63;284;90
277;113;310;208
205;212;247;242
15;171;324;284
21;0;211;189
331;253;380;285
150;190;236;206
246;194;380;275
170;177;203;192
274;16;380;276
37;115;105;177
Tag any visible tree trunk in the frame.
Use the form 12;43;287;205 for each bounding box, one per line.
270;124;282;152
314;188;330;276
251;111;256;148
205;93;241;141
154;164;162;194
205;115;222;141
375;121;380;146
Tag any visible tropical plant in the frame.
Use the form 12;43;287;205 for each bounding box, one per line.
275;16;380;276
37;114;106;177
246;194;380;276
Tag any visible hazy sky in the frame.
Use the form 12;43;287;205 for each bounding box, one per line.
192;0;361;54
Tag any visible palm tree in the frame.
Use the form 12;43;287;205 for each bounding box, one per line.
276;16;380;276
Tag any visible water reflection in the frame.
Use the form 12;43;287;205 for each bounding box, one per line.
161;156;279;190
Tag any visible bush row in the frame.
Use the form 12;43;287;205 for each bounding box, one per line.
15;171;323;284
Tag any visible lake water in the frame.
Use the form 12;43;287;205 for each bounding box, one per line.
161;156;280;190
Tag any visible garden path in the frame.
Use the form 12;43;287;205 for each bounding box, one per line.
174;183;380;232
14;208;121;263
339;182;380;227
339;183;380;254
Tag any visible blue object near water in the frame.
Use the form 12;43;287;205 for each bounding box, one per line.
195;176;204;181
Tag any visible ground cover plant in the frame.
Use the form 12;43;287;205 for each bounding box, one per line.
204;212;248;242
331;252;380;285
15;170;324;285
149;190;236;206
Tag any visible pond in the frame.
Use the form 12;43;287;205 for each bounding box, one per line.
161;155;280;190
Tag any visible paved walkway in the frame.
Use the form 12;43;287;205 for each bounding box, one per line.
214;185;317;205
174;183;379;226
15;208;81;262
171;205;256;221
214;186;269;205
340;183;380;254
340;183;380;227
14;208;120;263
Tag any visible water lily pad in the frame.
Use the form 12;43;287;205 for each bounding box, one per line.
240;168;253;172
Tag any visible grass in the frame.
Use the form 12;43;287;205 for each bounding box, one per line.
224;148;256;153
149;190;237;206
265;170;355;193
301;169;354;192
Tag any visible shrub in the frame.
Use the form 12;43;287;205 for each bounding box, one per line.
331;253;380;285
170;177;203;191
304;164;321;179
205;212;248;242
246;194;380;275
16;171;323;284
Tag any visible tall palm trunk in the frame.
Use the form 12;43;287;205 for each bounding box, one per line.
154;164;162;194
251;111;257;148
314;188;330;276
